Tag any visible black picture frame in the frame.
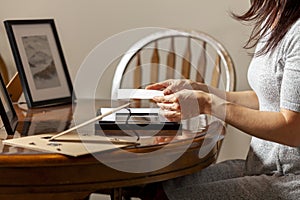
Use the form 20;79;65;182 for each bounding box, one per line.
0;74;18;135
4;19;73;108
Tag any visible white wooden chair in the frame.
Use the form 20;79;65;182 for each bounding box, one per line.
110;29;236;200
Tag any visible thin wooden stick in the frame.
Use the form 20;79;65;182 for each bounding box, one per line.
49;103;130;141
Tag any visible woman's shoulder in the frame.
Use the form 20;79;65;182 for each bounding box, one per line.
285;18;300;38
281;18;300;53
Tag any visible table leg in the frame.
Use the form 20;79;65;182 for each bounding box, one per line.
111;188;123;200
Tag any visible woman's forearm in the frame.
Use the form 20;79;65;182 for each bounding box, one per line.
211;95;300;147
226;90;259;109
194;82;259;109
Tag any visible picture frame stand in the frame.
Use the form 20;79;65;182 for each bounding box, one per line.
6;73;23;102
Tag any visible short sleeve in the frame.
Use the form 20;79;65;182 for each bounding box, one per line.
280;22;300;112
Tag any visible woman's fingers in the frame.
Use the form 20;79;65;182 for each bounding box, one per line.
157;102;180;111
145;83;165;90
146;79;195;96
145;80;172;90
159;110;181;122
164;86;177;95
153;94;177;103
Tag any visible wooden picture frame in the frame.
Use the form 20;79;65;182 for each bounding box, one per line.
4;19;73;108
0;74;18;135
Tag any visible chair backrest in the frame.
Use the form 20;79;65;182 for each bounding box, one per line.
111;29;235;99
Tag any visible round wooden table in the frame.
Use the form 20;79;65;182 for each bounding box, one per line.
0;101;223;200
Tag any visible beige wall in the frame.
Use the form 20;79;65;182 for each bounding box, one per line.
0;0;252;161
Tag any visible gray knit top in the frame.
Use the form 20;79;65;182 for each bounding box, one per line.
246;19;300;175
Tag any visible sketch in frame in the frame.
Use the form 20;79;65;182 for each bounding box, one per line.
22;35;61;90
4;19;74;108
0;74;18;135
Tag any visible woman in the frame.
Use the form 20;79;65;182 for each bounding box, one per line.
146;0;300;199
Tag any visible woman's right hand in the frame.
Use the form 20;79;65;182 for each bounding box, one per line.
146;79;203;95
152;89;212;121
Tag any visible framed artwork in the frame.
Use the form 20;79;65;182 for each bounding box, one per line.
4;19;73;108
0;74;18;135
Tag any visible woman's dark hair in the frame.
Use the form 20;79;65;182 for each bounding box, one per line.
232;0;300;56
